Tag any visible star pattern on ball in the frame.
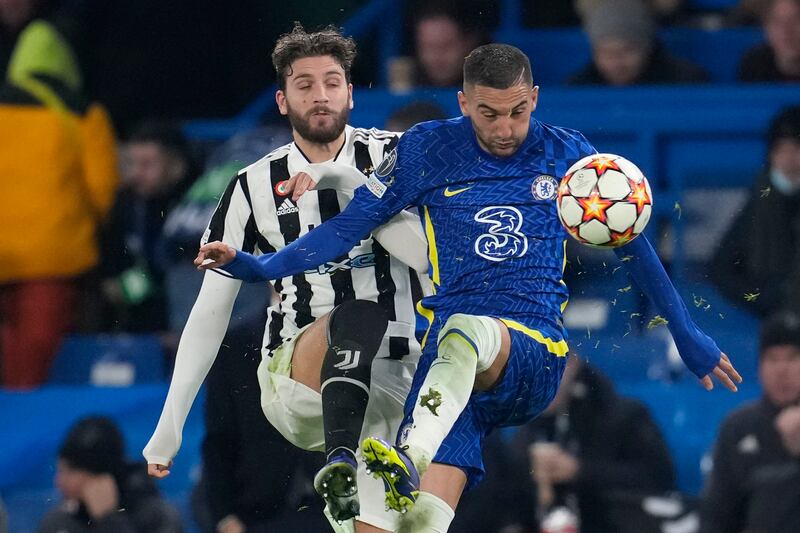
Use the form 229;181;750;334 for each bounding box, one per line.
565;225;582;241
610;226;637;246
628;179;651;214
558;177;572;197
585;156;621;177
578;192;613;223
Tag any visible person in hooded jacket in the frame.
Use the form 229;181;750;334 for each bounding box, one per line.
710;105;800;318
38;416;182;533
460;357;675;533
0;20;119;387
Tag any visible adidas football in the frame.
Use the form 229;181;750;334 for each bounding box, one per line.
556;153;653;248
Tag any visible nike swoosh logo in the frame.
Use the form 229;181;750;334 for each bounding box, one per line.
443;186;472;197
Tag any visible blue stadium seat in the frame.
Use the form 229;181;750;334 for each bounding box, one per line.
494;28;592;85
618;380;760;494
48;334;166;385
687;0;739;10
493;27;763;84
493;28;587;85
0;385;205;532
662;27;763;82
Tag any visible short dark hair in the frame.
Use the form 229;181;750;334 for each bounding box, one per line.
463;43;533;89
767;105;800;151
128;119;189;159
761;311;800;354
59;416;126;475
272;22;357;91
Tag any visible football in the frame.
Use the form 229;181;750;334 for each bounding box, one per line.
556;153;653;248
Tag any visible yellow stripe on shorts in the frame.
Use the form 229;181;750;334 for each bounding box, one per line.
499;319;569;357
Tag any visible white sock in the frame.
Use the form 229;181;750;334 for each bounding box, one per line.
398;492;455;533
402;314;500;474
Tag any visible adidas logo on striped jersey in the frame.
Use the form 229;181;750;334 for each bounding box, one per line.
276;198;299;216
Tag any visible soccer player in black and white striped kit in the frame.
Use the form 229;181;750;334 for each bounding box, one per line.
144;24;429;533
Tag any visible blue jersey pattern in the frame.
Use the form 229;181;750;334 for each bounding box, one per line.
353;116;596;347
219;115;724;486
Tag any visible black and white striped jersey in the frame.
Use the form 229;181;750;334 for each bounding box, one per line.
202;126;419;358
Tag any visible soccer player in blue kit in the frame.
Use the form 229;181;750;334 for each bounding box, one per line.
197;44;742;532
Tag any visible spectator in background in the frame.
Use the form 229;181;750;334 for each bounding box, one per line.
702;312;800;533
411;3;483;87
0;0;43;75
0;20;118;388
523;0;582;27
739;0;800;82
385;100;447;131
729;0;773;25
569;0;709;86
39;416;182;533
576;0;688;23
0;496;6;533
710;105;800;318
159;124;288;334
463;357;675;533
191;318;330;533
98;120;194;333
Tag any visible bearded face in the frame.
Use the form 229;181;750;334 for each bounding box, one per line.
278;55;353;145
286;98;350;144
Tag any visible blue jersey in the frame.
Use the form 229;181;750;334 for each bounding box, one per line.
353;116;595;345
223;116;722;382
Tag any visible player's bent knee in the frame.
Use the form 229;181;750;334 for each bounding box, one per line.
437;314;501;373
325;299;389;368
397;491;455;533
328;299;389;342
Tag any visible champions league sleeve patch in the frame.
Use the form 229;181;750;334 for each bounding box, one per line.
374;148;397;178
366;147;398;198
366;174;387;198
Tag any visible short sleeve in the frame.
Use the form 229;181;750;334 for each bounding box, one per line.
202;173;261;255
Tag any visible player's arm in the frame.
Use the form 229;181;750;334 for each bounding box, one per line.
144;272;241;473
198;140;424;281
284;160;429;273
144;172;255;474
198;200;387;281
615;235;742;391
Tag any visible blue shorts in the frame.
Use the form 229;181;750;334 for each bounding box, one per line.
398;325;567;489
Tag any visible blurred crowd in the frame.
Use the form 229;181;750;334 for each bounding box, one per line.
0;0;798;532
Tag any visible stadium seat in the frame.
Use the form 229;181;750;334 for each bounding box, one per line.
493;27;763;84
0;385;204;531
618;380;760;494
662;27;763;82
48;334;166;386
687;0;739;10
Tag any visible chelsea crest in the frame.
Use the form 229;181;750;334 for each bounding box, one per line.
532;174;558;200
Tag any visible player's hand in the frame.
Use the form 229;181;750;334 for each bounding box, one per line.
286;171;317;202
700;353;742;392
81;473;119;518
195;241;236;270
775;405;800;456
217;515;246;533
148;461;173;478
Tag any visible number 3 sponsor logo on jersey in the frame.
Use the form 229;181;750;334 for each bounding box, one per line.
474;206;528;262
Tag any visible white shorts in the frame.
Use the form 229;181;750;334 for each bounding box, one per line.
257;320;420;531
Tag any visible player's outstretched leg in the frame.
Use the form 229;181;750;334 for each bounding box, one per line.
315;300;389;522
365;314;502;514
361;437;420;514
